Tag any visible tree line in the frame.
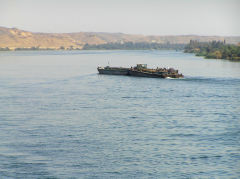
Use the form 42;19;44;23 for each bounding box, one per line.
83;42;185;50
184;40;240;61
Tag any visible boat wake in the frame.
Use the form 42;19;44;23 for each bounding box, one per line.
181;76;240;84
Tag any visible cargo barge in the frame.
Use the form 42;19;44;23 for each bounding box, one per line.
97;66;129;75
97;64;183;78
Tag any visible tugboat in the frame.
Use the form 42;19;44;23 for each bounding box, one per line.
97;64;183;78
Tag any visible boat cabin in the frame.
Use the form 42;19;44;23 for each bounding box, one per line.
135;64;147;70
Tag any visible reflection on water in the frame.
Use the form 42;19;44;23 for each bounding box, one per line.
0;50;239;178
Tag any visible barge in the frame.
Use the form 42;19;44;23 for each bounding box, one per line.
97;66;129;75
97;64;183;78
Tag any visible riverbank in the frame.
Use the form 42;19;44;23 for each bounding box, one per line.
0;42;185;51
184;40;240;61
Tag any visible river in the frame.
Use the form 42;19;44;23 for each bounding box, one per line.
0;50;239;178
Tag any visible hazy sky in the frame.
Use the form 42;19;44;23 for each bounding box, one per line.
0;0;239;36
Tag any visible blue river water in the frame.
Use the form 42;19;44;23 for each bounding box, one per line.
0;50;239;178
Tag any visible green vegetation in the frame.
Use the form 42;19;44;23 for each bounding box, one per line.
0;43;185;51
0;47;58;51
14;47;54;51
83;42;185;50
0;47;10;51
184;40;240;61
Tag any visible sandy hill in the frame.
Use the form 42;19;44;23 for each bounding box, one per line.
0;27;239;50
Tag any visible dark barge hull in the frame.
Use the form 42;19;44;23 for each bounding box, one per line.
97;67;129;75
128;70;167;78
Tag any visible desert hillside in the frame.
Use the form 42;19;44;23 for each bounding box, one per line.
0;27;239;50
